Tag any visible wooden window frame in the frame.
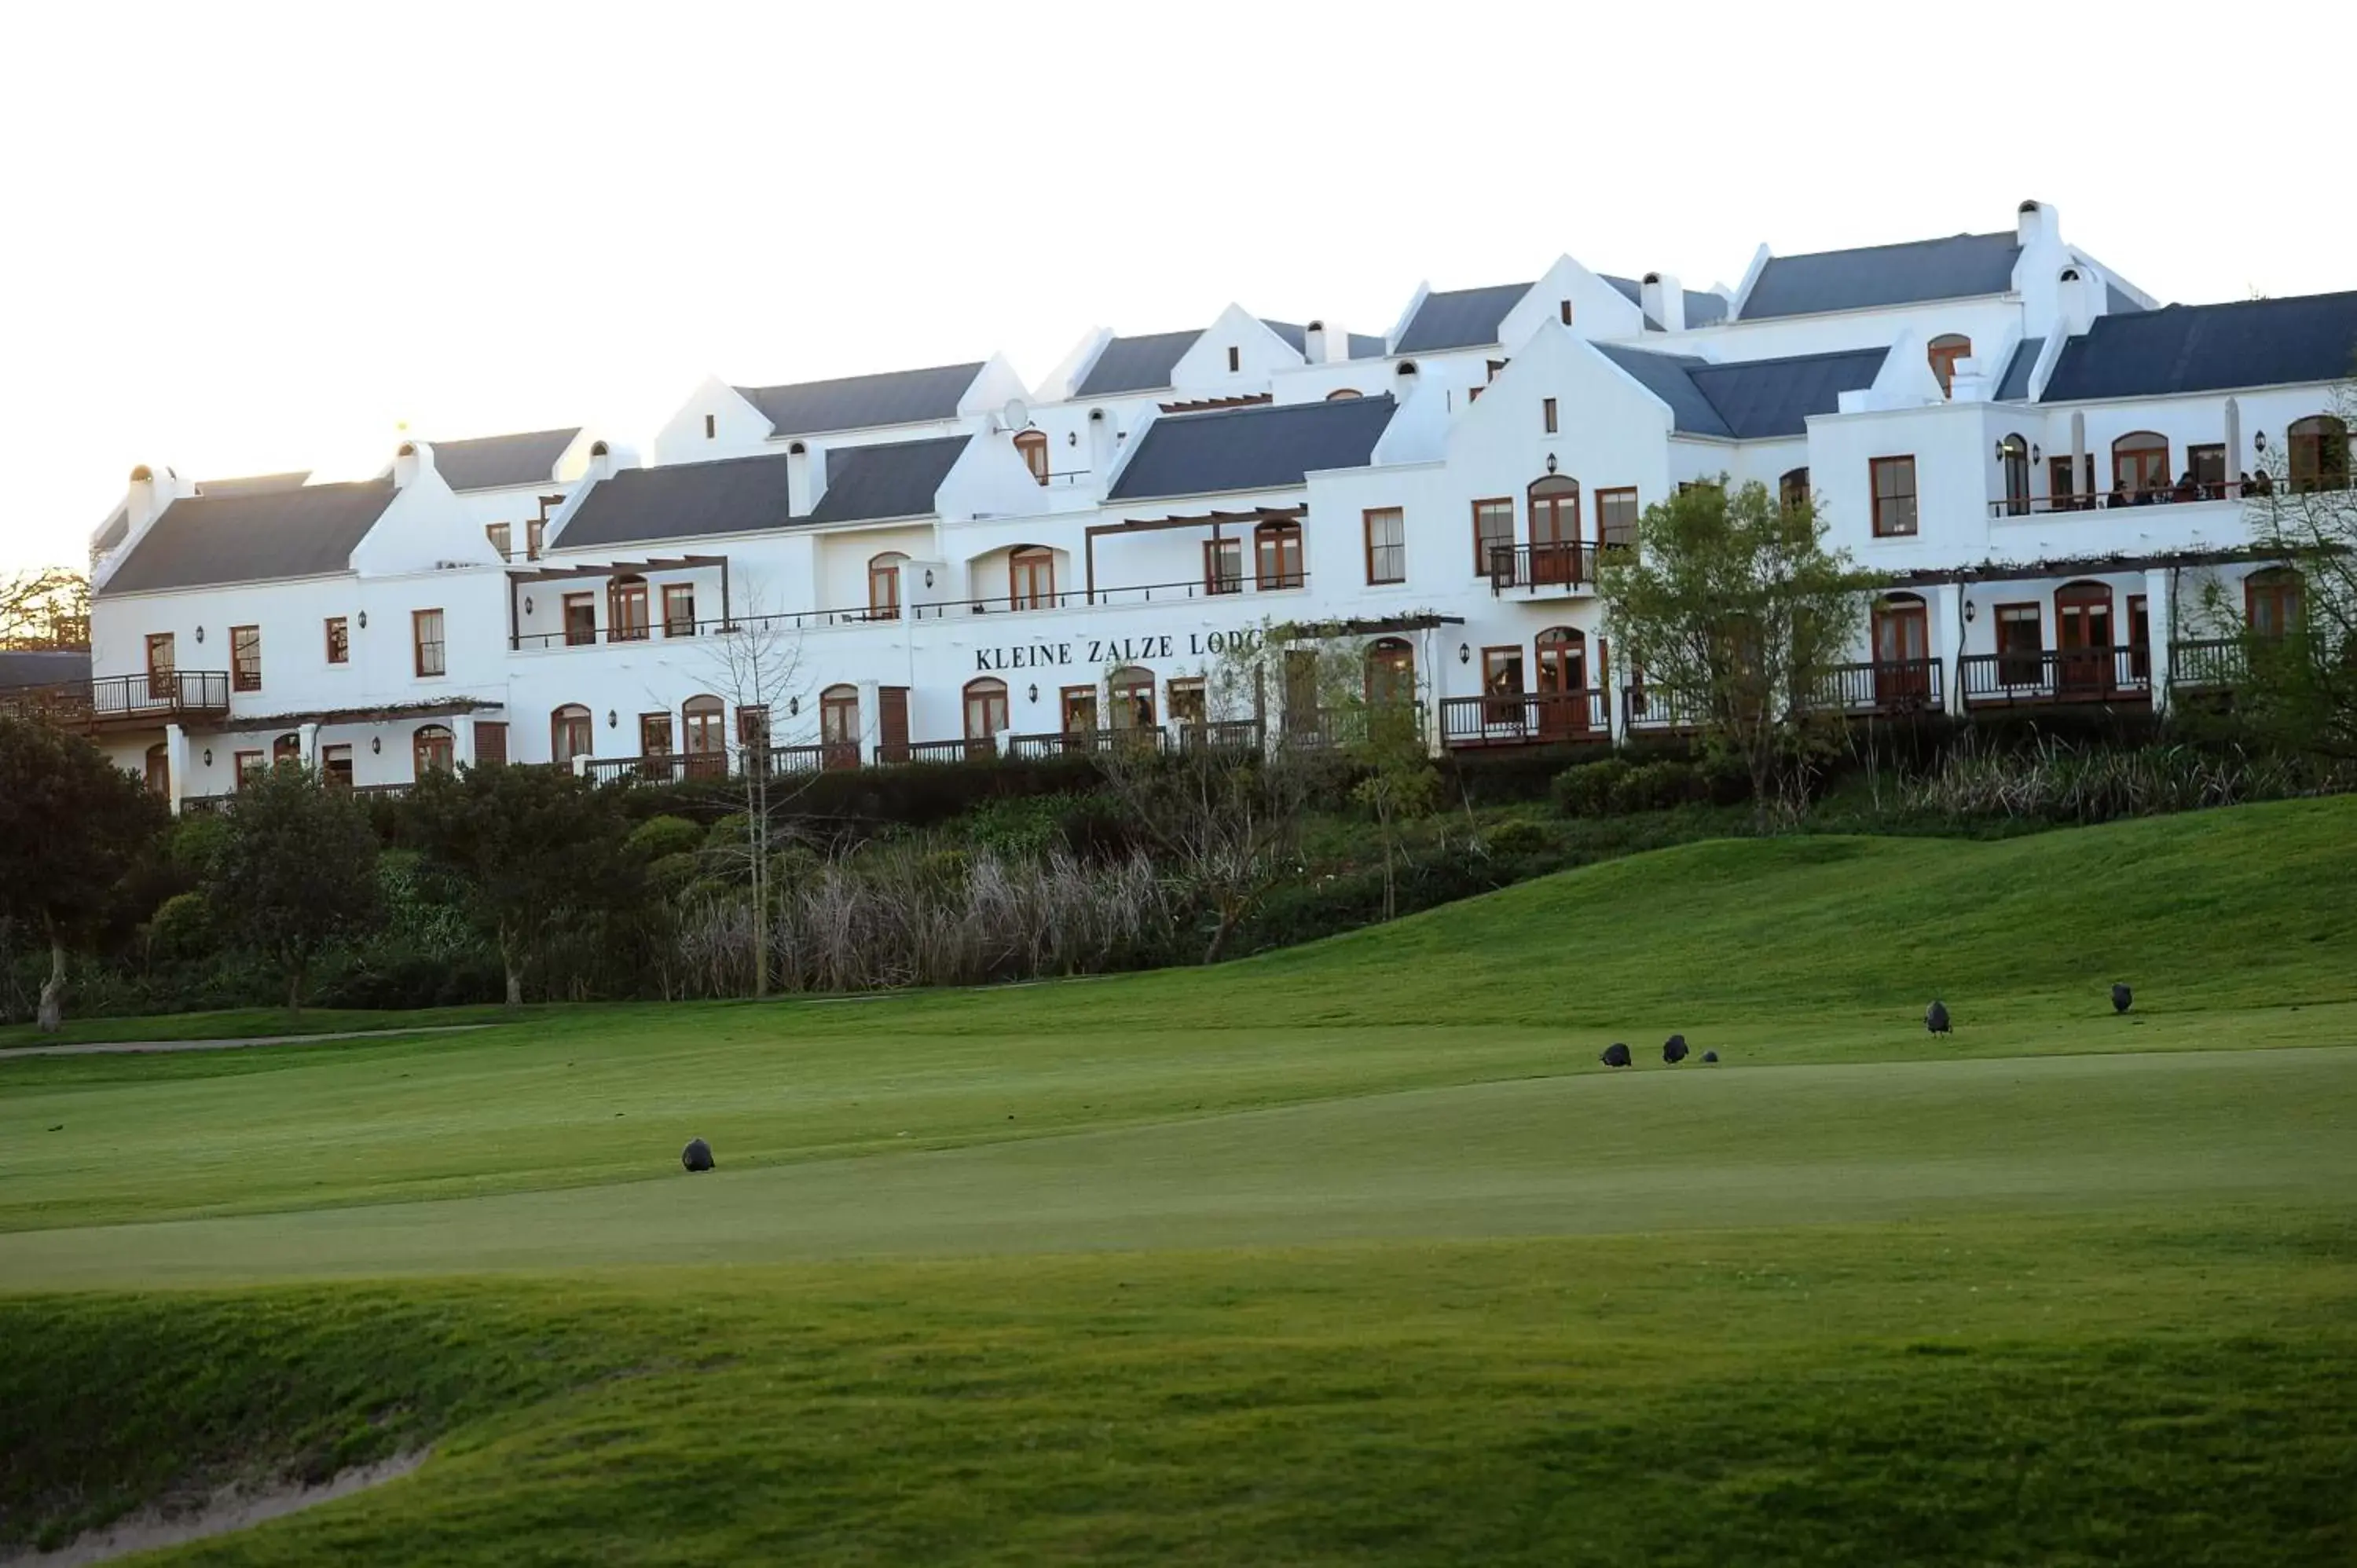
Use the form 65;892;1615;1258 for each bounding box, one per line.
1994;601;2044;686
1059;684;1098;734
233;749;266;787
2127;594;2151;681
229;624;262;691
526;518;546;560
1014;430;1050;485
551;705;592;766
412;608;445;677
1364;637;1416;707
2245;570;2304;638
1559;299;1573;326
324;617;349;665
321;743;354;789
962;678;1009;743
704;413;717;439
2111;432;2170;500
1481;644;1525;694
1869;456;1919;537
1109;667;1156;730
1471;497;1515;574
1226;346;1241;372
1927;334;1972;397
1204;537;1243;595
662;583;696;637
639;712;673;757
867;553;906;621
1596;487;1639;549
2288;415;2351;492
1527;477;1580;547
412;724;455;777
1362;507;1405;585
1009;547;1055;610
607;577;651;642
562;592;596;647
684;695;728;769
1166;676;1207;727
473;722;507;768
486;522;511;559
1542;397;1558;434
1254;520;1303;591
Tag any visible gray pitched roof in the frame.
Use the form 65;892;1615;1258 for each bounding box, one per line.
93;504;129;553
1394;283;1531;354
2105;283;2143;316
196;470;313;497
427;430;578;492
735;363;982;438
1601;276;1731;330
95;479;398;597
1996;338;2045;401
1347;332;1389;360
555;452;796;550
1107;394;1397;502
806;436;970;524
2040;291;2357;402
1255;320;1391;364
0;650;89;691
1741;232;2022;320
1260;320;1307;354
1596;344;1887;439
1075;331;1200;397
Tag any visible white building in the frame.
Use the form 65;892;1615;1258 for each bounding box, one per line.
39;200;2357;807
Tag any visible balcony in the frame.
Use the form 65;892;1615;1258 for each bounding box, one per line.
1622;685;1709;734
1959;648;2150;708
875;737;999;766
1440;691;1608;749
1007;726;1169;760
1809;660;1944;716
70;672;233;731
1488;542;1601;595
2168;637;2245;691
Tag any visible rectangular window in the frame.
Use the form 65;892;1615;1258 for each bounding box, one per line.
234;750;266;788
1061;685;1098;734
1363;507;1405;584
1870;456;1919;537
736;706;769;749
1996;603;2042;687
230;625;261;691
527;518;546;560
321;744;354;789
2127;595;2150;681
1472;498;1515;575
144;632;175;700
486;522;511;558
2188;443;2226;497
1542;397;1558;434
473;721;508;768
610;579;650;641
563;593;596;646
705;413;717;439
640;713;674;757
1596;487;1639;549
324;617;349;665
412;608;445;677
1226;346;1240;372
1255;525;1303;591
662;583;696;636
1168;677;1207;726
1559;299;1572;326
1204;537;1243;595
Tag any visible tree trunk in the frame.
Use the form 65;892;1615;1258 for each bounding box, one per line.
286;960;304;1020
500;928;523;1008
36;936;66;1035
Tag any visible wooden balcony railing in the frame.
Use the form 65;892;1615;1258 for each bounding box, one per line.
1006;726;1170;760
1439;690;1607;748
874;737;1000;765
1278;704;1426;751
1809;659;1944;715
1622;685;1709;733
2168;638;2245;690
1172;718;1264;755
1488;542;1600;595
1959;647;2150;707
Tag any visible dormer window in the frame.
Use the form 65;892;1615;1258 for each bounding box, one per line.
704;414;717;439
1014;429;1050;485
1560;299;1573;326
1928;334;1973;397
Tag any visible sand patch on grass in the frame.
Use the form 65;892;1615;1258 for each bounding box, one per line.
2;1452;426;1566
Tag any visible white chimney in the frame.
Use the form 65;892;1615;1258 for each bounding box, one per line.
588;439;615;480
392;440;436;489
124;463;167;529
1640;272;1685;334
2017;198;2060;247
786;441;822;515
2059;266;2096;337
1303;320;1329;364
1087;409;1117;476
1395;359;1420;397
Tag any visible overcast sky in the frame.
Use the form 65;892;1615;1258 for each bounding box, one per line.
6;0;2351;573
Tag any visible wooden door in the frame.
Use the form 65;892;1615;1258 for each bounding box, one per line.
1871;601;1930;706
819;687;860;769
1534;631;1588;738
878;686;910;764
473;721;508;768
2055;584;2113;694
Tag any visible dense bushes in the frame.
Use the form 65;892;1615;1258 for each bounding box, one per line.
1895;737;2354;826
1551;753;1751;817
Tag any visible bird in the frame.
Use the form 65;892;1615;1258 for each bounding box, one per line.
2112;983;2133;1014
1700;1051;1719;1064
681;1137;715;1173
1662;1034;1690;1064
1926;1000;1951;1035
1600;1042;1632;1068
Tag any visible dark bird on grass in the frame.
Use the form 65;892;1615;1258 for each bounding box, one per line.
1926;1001;1951;1035
681;1138;715;1173
1662;1035;1690;1064
2112;983;2133;1014
1701;1051;1719;1064
1600;1042;1632;1068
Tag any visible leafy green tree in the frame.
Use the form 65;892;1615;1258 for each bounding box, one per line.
402;762;638;1006
0;716;165;1031
206;764;381;1016
1597;479;1881;818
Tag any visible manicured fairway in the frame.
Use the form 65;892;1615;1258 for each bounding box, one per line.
3;800;2355;1563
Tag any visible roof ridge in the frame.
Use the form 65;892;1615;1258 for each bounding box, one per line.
1769;230;2015;263
735;359;984;394
1157;392;1397;424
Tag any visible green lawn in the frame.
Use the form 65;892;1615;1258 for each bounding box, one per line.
3;798;2355;1563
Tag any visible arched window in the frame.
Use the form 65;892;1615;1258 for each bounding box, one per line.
1527;474;1582;586
1325;387;1363;401
867;551;907;620
1365;637;1416;706
413;724;455;776
1110;665;1156;730
1014;429;1050;485
1779;467;1811;514
607;574;650;642
273;732;302;765
819;683;860;768
2288;415;2351;492
682;695;726;777
963;677;1009;746
1927;333;1972;397
1255;519;1304;590
144;742;170;797
1010;546;1055;610
2245;568;2304;639
2112;431;2169;501
2000;434;2031;517
552;704;593;768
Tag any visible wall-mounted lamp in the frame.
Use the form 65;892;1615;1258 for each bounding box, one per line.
1027;683;1039;703
1067;430;1078;446
1458;643;1472;665
788;696;800;716
202;748;213;766
2254;430;2269;452
1545;453;1558;474
606;709;618;728
923;568;935;589
357;610;368;629
371;737;382;753
522;596;534;615
193;625;204;643
1964;600;1978;624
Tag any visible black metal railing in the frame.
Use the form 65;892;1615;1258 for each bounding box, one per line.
1439;691;1608;748
912;573;1311;619
512;605;893;651
1809;660;1944;715
85;671;233;724
1006;726;1171;760
1488;542;1601;594
1172;718;1264;755
874;737;999;766
1959;647;2150;706
1989;480;2256;517
581;751;733;785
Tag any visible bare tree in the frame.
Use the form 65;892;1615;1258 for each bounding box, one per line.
696;587;808;997
0;568;90;650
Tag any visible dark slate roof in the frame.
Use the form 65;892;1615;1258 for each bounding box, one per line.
1075;331;1200;397
1601;276;1732;331
1107;394;1397;501
1741;232;2022;320
1596;345;1887;439
2040;292;2357;402
2105;283;2143;316
96;480;398;597
1348;332;1389;360
806;436;970;524
1395;282;1531;354
196;470;313;497
556;453;797;549
1261;320;1307;354
93;504;129;553
735;363;981;438
427;430;577;492
0;650;89;691
1996;338;2045;401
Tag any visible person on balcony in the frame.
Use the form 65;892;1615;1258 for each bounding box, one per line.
2173;469;2198;504
2106;478;2129;508
2249;468;2274;496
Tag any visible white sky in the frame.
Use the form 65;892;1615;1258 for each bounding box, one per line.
5;0;2351;573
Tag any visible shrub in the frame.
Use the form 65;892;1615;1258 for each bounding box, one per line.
1479;817;1559;856
628;815;705;861
1552;757;1633;818
1897;737;2352;826
145;892;213;964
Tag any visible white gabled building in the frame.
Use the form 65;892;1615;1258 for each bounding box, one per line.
37;200;2356;808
